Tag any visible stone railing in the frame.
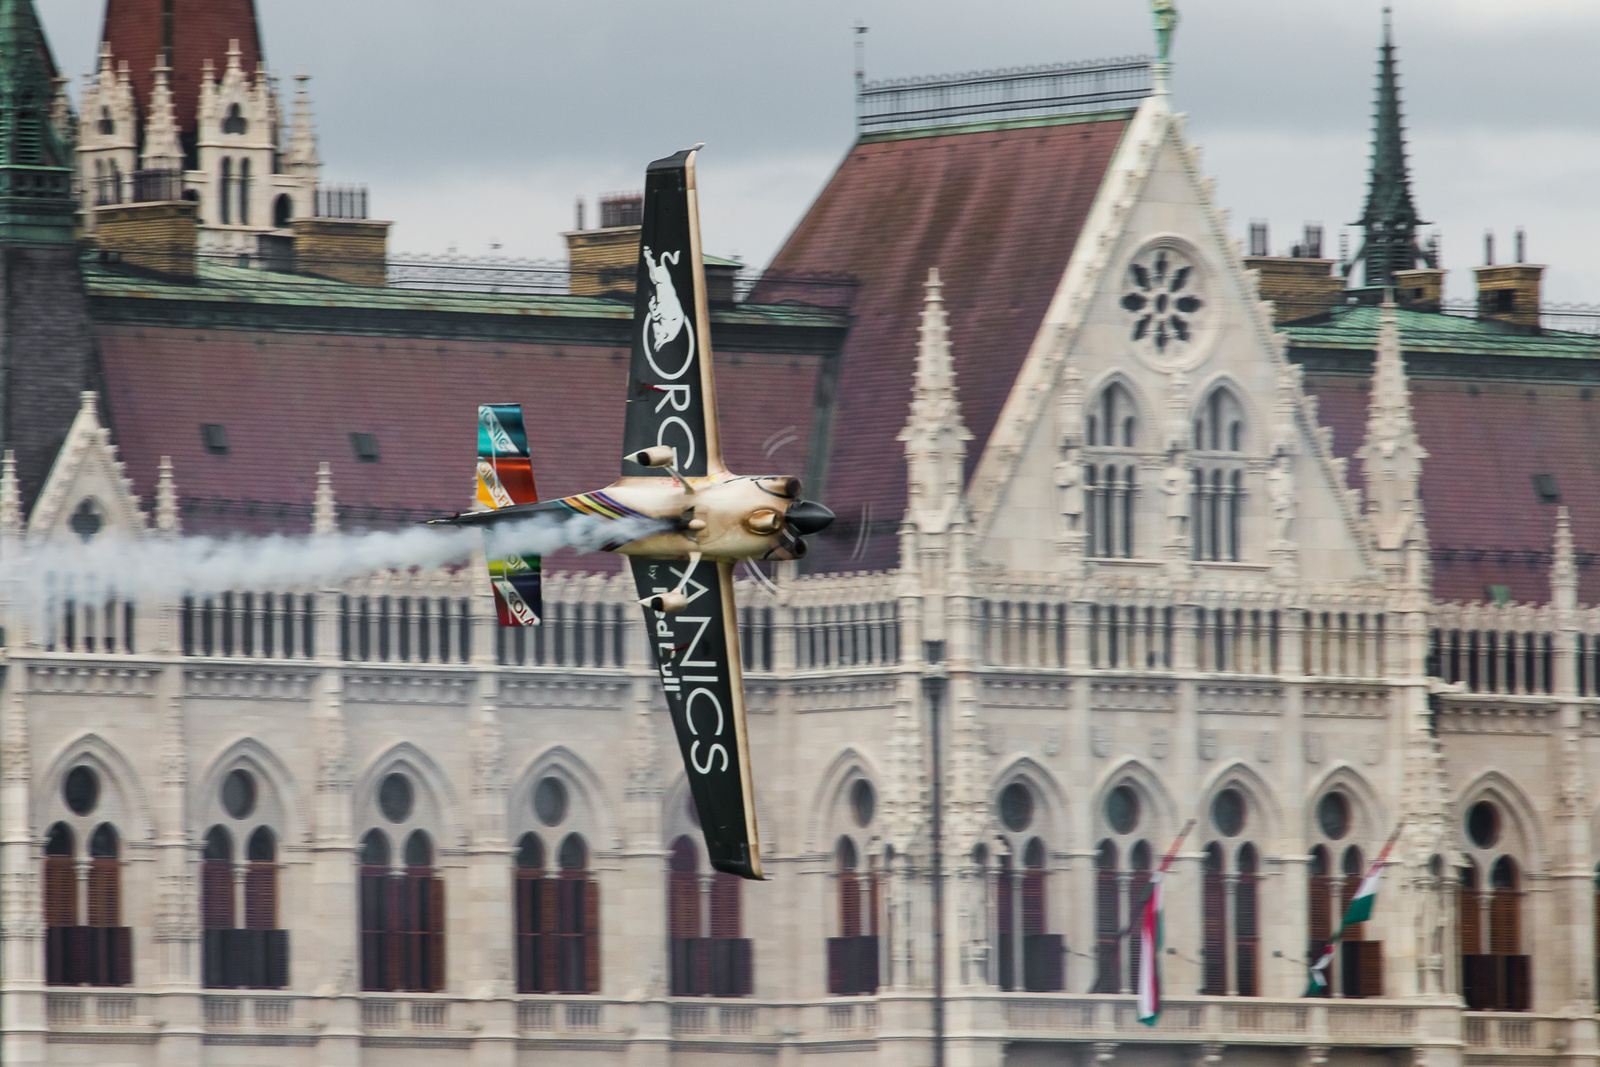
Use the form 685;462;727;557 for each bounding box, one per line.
1431;602;1561;696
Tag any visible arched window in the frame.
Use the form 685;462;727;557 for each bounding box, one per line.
1338;845;1382;997
828;836;878;995
45;764;132;987
1459;798;1531;1011
1191;388;1246;562
554;833;599;993
201;826;235;985
1088;382;1138;447
109;160;122;204
273;193;292;228
1127;840;1152;992
1307;845;1331;997
1194;388;1245;453
223;102;247;135
1092;840;1120;992
666;833;752;997
202;767;287;989
359;829;392;989
43;823;77;984
1201;842;1227;995
238;157;251;226
220;157;232;225
514;832;548;993
1235;843;1259;996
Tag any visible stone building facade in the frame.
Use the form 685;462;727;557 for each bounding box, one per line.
3;5;1600;1067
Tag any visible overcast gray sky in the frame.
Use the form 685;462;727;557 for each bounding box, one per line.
36;0;1600;303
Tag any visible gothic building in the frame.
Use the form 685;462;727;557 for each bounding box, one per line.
1;3;1599;1067
75;0;323;253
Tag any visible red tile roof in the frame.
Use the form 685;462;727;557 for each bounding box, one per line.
95;324;824;571
100;0;263;134
1306;374;1600;604
765;115;1131;571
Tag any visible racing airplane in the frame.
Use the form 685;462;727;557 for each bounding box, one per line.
431;146;835;880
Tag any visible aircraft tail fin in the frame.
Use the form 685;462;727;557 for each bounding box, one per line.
477;404;542;626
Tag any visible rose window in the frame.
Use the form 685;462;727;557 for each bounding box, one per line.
1120;247;1204;355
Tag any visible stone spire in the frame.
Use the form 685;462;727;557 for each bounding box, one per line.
1553;505;1577;612
313;462;338;535
1358;302;1428;578
0;0;75;243
898;268;971;531
283;72;320;176
1351;8;1431;288
141;58;182;171
0;450;19;543
155;455;180;536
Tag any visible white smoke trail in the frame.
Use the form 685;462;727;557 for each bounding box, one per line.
0;513;665;621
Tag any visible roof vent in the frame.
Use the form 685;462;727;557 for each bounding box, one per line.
201;423;229;456
350;432;380;463
1532;473;1560;504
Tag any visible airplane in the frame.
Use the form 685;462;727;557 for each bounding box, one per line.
430;146;835;880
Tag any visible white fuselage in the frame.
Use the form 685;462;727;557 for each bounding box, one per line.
602;472;804;562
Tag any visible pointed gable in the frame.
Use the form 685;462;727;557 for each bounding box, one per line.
967;91;1376;583
768;95;1134;571
29;392;148;542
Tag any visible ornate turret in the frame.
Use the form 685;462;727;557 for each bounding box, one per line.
0;0;75;243
1350;9;1433;288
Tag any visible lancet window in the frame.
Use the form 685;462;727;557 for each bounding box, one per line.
1199;788;1259;996
1191;387;1246;562
667;834;751;996
200;766;287;988
359;769;446;992
828;835;880;995
1084;382;1139;558
44;763;132;987
1458;799;1530;1011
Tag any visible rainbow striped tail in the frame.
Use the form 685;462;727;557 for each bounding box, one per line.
477;404;542;626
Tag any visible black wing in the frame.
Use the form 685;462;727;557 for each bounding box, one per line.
631;556;761;879
622;146;724;479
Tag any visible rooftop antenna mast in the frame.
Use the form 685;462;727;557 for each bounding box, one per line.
853;22;868;128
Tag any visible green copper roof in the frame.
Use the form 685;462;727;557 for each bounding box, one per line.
0;0;75;244
81;255;850;353
1286;304;1600;360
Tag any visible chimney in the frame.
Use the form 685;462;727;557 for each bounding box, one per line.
291;185;391;286
1243;221;1346;324
1392;268;1445;312
564;191;643;297
93;199;199;277
1475;228;1543;329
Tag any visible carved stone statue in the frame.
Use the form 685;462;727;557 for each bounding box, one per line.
1267;453;1295;543
1152;0;1179;66
1161;457;1188;538
1055;458;1083;529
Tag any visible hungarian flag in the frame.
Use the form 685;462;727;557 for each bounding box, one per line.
1304;831;1398;996
1135;870;1164;1024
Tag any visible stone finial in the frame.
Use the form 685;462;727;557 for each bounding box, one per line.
0;450;20;541
142;58;183;172
1357;302;1427;553
1553;505;1577;611
284;72;320;172
313;462;337;535
155;456;180;536
899;267;971;525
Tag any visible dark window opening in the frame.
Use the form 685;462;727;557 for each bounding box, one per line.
351;433;380;463
1533;473;1560;504
201;423;230;456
